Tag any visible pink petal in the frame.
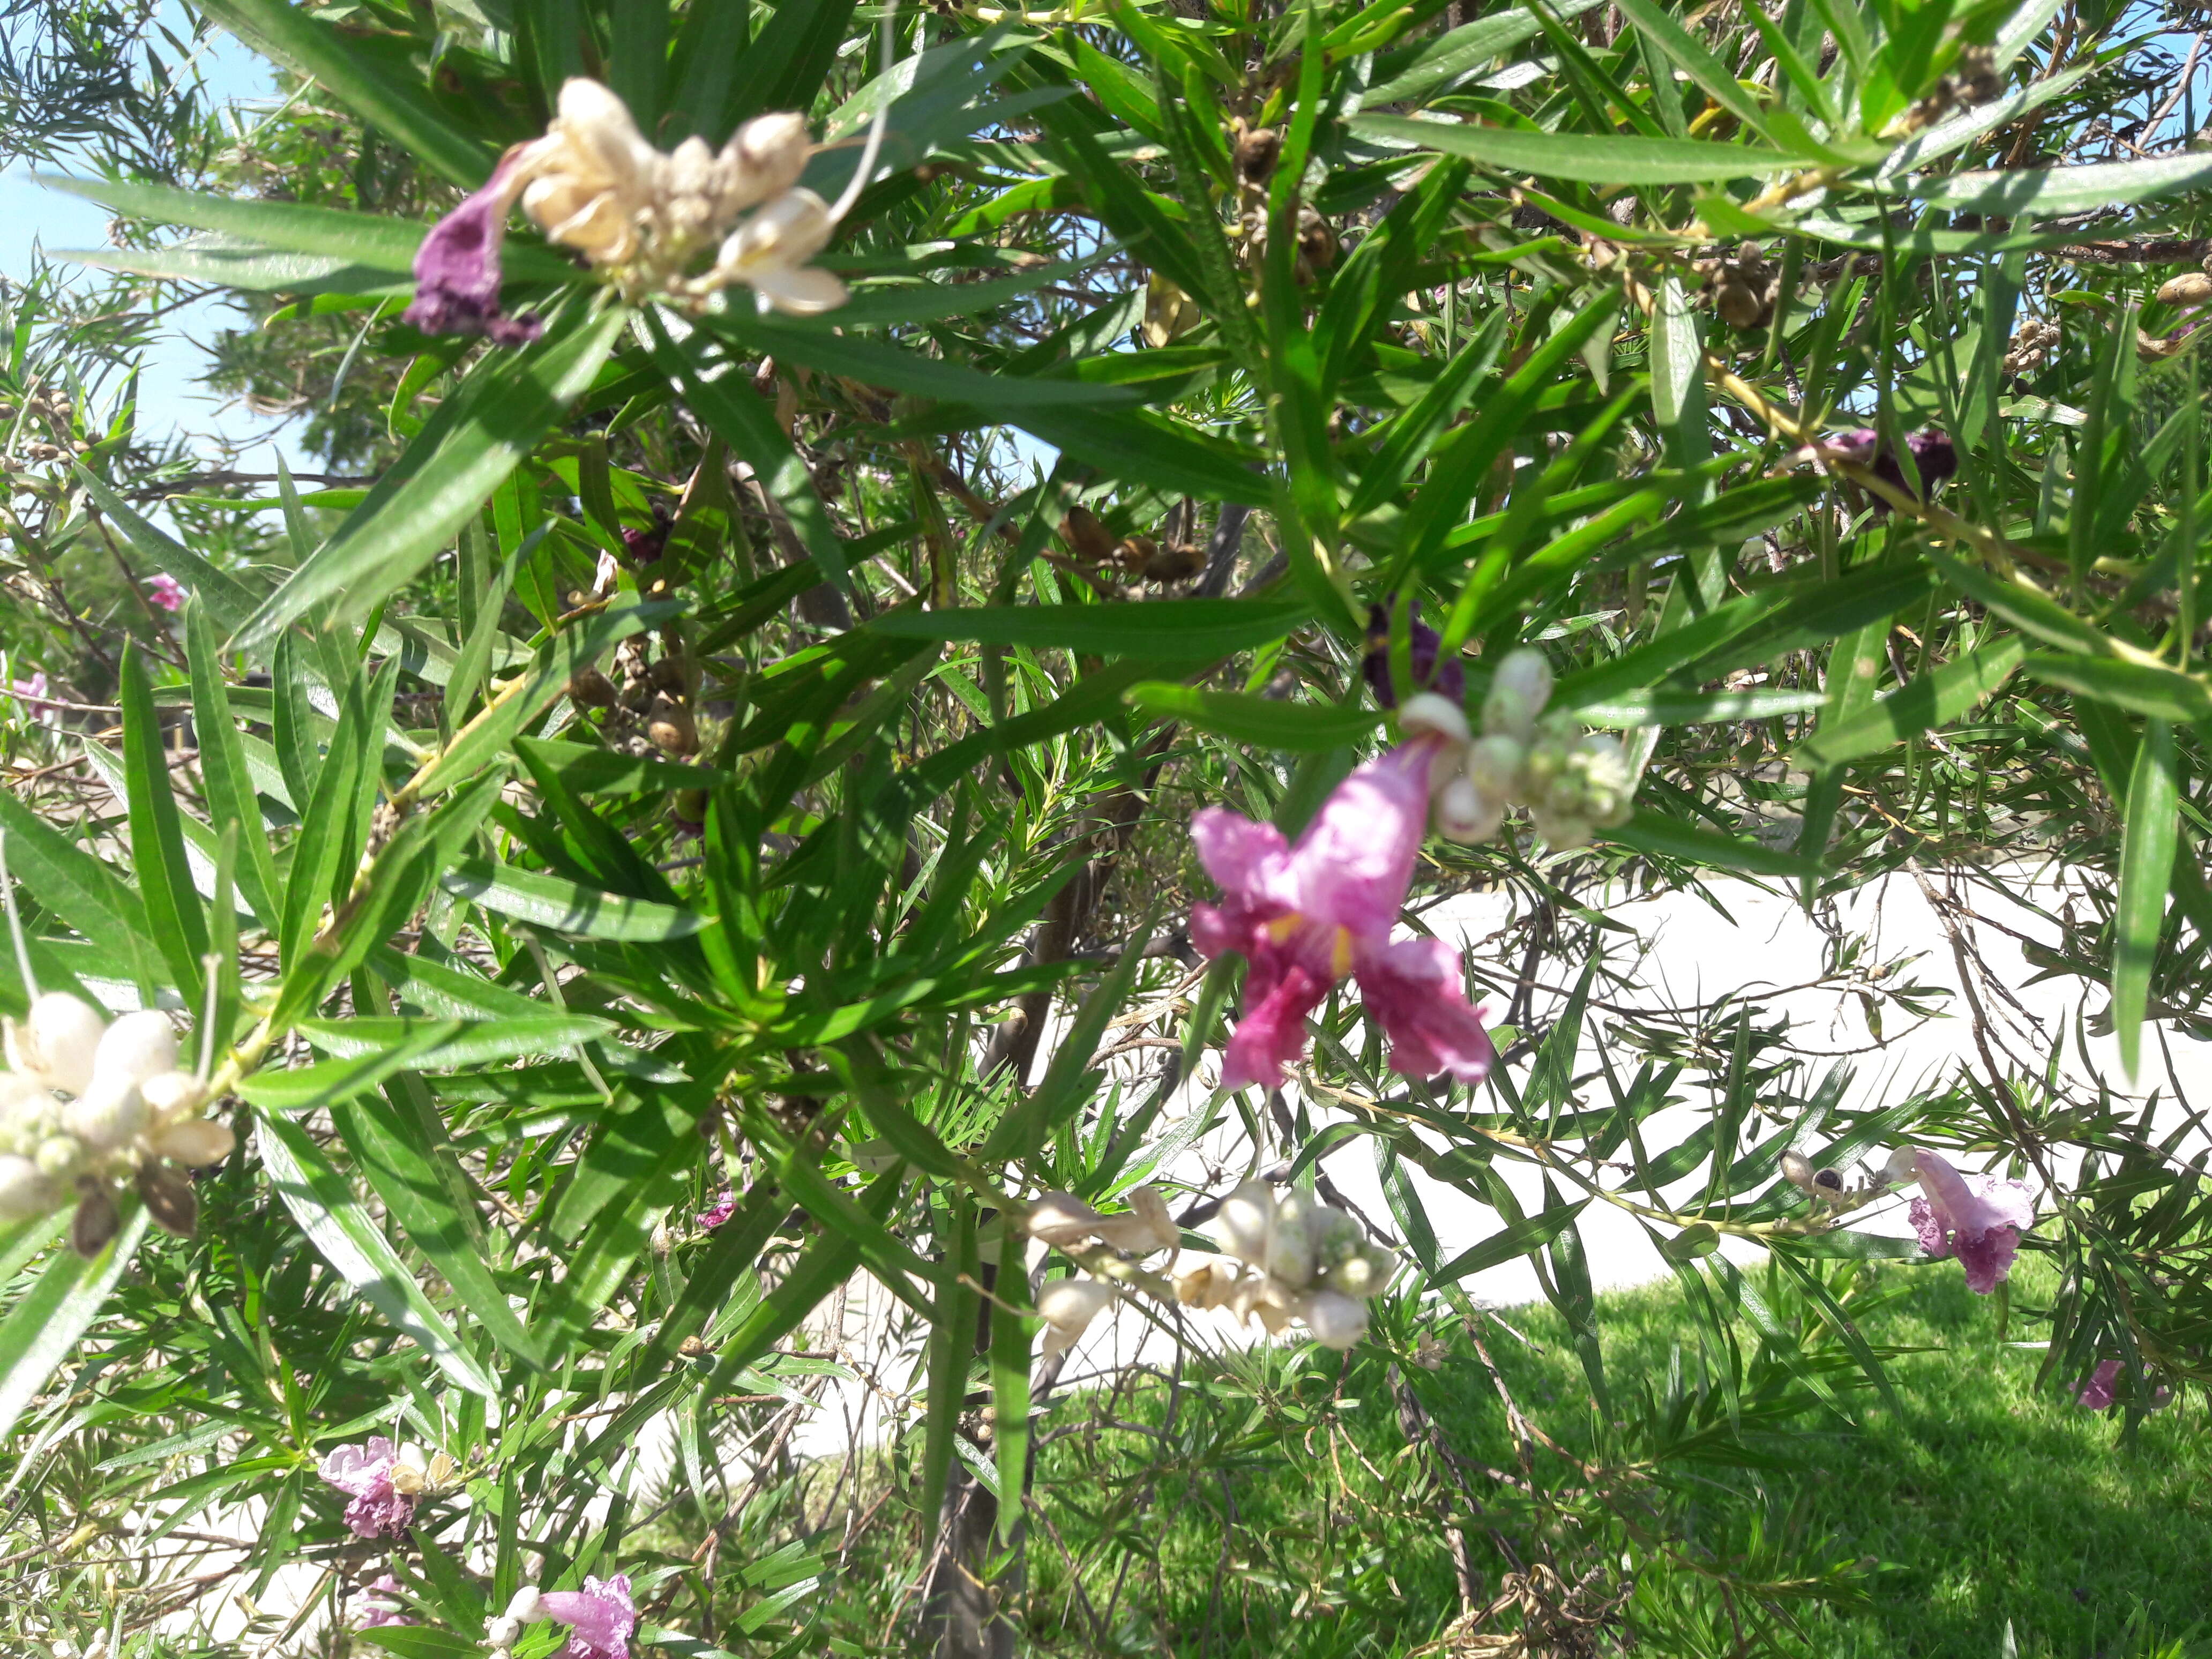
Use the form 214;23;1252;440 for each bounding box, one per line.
1191;808;1293;909
2078;1359;2122;1411
1285;741;1434;944
1951;1224;2019;1295
542;1574;637;1659
1907;1194;1951;1259
1220;962;1329;1093
405;150;543;346
1358;935;1496;1083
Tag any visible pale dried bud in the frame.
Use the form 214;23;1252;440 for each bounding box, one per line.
712;189;847;315
1780;1149;1815;1189
1175;1261;1238;1308
1882;1146;1919;1186
1483;649;1553;742
70;1180;118;1257
1036;1277;1118;1358
1092;1185;1179;1254
1025;1191;1104;1249
720;112;811;214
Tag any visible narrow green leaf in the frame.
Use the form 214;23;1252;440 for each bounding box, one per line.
1352;114;1797;183
184;600;283;932
2114;718;2179;1079
876;600;1310;658
439;858;711;941
1125;684;1382;748
118;641;208;1005
1605;808;1825;878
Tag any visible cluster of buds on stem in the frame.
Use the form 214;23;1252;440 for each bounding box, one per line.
2002;314;2059;377
1694;241;1782;333
1391;648;1637;851
408;79;857;345
0;994;233;1251
568;630;700;761
1176;1179;1397;1350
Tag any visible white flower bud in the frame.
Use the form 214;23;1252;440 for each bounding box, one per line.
1434;775;1503;844
1265;1190;1321;1288
1483;648;1553;741
139;1071;207;1122
1780;1150;1815;1190
6;993;106;1095
0;1153;56;1222
147;1116;235;1167
484;1614;523;1648
1466;734;1526;801
1397;691;1470;747
1328;1250;1389;1299
1175;1261;1238;1309
1302;1290;1369;1350
34;1134;83;1178
505;1586;546;1623
61;1073;144;1155
93;1012;179;1088
1210;1178;1275;1266
1882;1146;1920;1187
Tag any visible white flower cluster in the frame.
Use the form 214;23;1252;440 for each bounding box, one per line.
513;79;846;313
1401;648;1637;850
1176;1179;1396;1351
0;993;234;1248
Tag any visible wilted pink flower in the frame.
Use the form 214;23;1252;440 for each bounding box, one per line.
317;1437;416;1540
1191;738;1494;1092
405;151;543;346
2079;1358;2123;1411
1827;427;1957;505
1362;601;1464;708
145;573;186;612
541;1573;637;1659
358;1573;413;1630
11;672;52;715
1905;1149;2035;1294
697;1189;737;1230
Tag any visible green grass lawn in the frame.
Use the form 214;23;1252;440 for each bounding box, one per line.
1022;1255;2211;1658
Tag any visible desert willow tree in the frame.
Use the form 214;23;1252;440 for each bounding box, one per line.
1;0;2211;1650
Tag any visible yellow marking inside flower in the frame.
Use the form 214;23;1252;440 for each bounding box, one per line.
1260;914;1356;979
1331;926;1355;978
1263;914;1305;944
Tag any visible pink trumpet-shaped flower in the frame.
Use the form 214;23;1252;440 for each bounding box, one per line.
145;573;186;612
405;150;544;346
1905;1149;2035;1295
2078;1358;2123;1411
541;1573;637;1659
1190;737;1494;1091
317;1437;416;1540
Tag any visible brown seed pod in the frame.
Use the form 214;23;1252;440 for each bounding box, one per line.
1715;278;1766;331
1114;535;1160;577
646;695;699;757
1297;209;1339;275
71;1179;119;1258
1059;504;1118;563
1141;541;1205;584
2157;272;2212;308
568;667;618;708
1235;125;1282;184
646;655;690;694
138;1162;199;1239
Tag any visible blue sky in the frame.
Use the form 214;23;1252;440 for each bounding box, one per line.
2;3;311;471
